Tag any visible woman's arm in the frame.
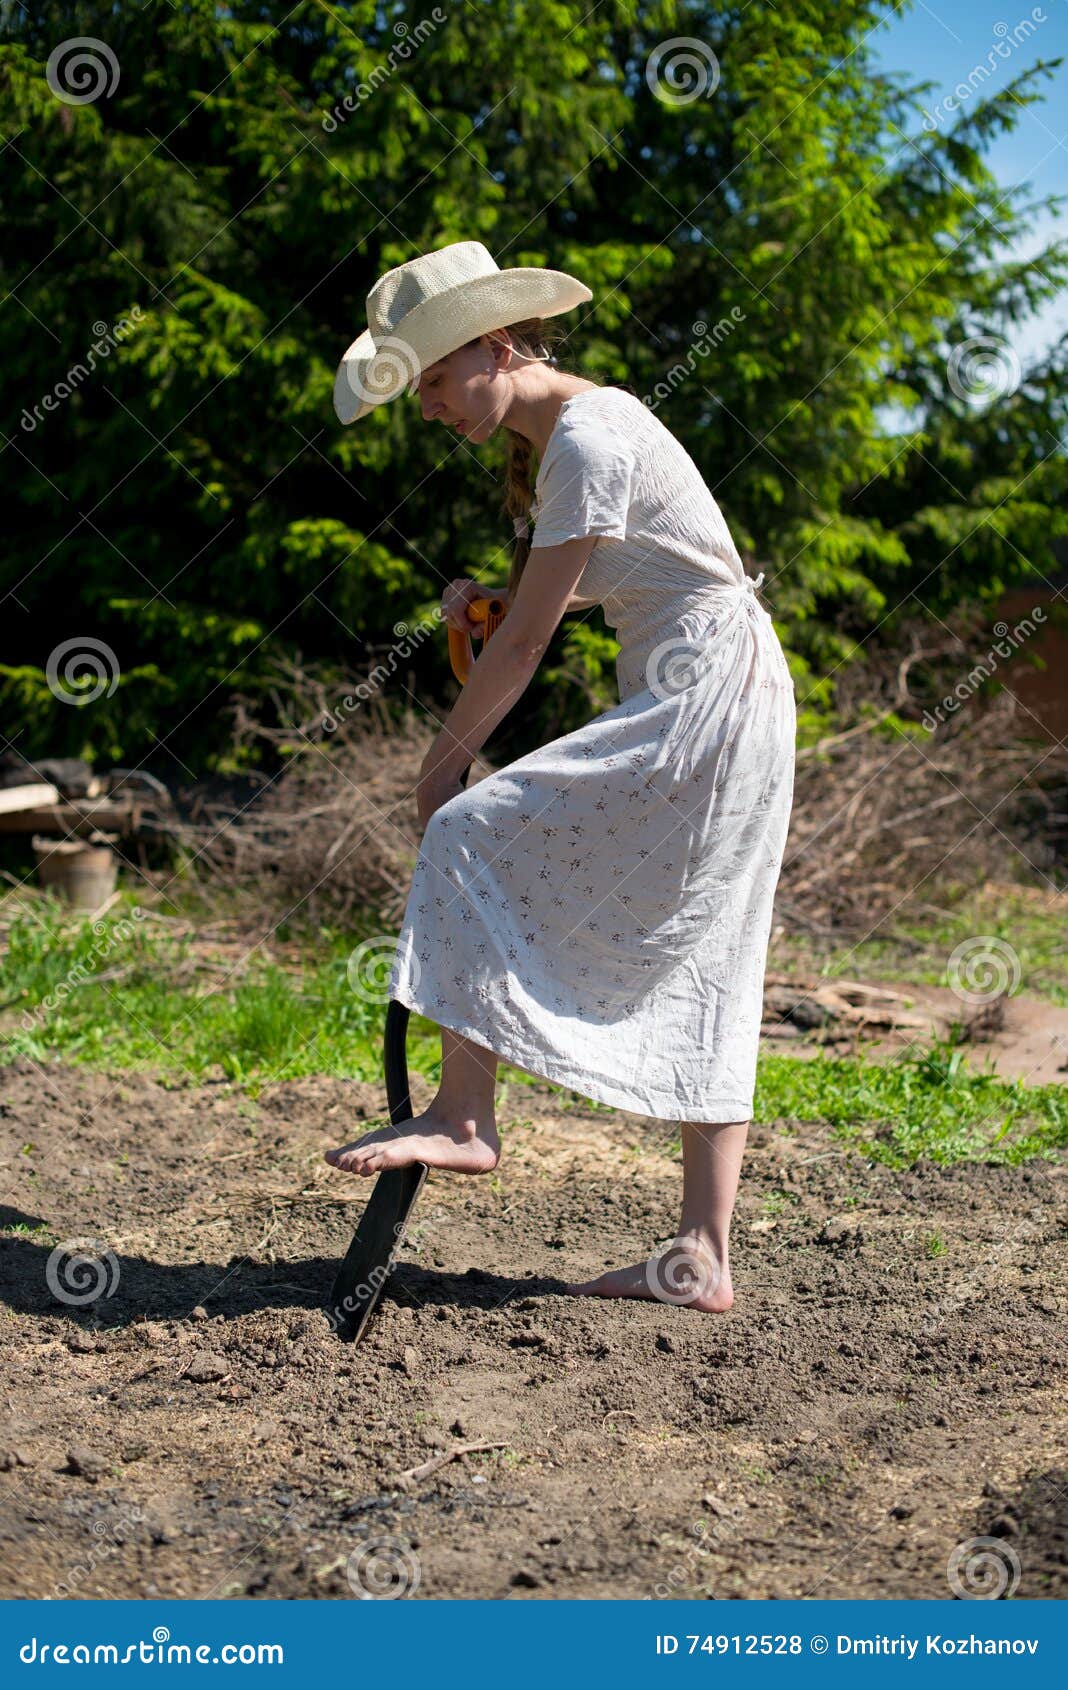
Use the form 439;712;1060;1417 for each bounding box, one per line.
422;535;598;790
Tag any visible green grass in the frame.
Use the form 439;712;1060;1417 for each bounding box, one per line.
769;880;1068;1006
1;894;391;1089
2;891;1065;1166
754;1041;1067;1167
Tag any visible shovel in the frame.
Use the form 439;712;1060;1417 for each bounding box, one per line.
325;592;510;1341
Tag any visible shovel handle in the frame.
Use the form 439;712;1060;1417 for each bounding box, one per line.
447;594;509;685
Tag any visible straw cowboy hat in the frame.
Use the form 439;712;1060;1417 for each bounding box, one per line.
333;240;593;424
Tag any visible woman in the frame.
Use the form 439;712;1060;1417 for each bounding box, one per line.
325;242;796;1313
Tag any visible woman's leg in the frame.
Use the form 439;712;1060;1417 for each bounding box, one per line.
324;1022;501;1177
565;1119;749;1311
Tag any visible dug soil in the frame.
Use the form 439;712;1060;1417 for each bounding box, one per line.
1;1054;1065;1601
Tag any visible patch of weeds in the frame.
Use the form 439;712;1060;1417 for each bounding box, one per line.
755;1043;1067;1167
761;1187;800;1218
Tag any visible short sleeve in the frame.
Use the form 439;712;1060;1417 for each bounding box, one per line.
529;424;636;548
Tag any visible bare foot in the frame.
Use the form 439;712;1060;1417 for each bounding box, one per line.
324;1107;500;1177
564;1234;732;1312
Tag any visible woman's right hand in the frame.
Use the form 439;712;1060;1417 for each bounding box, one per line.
441;578;510;638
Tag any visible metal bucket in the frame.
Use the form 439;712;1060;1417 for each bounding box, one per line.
31;835;119;912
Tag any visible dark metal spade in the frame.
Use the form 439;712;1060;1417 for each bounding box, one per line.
324;997;427;1342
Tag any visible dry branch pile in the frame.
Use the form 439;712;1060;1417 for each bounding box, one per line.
171;658;447;936
163;618;1066;943
779;612;1067;934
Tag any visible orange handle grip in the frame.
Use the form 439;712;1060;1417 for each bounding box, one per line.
447;595;509;684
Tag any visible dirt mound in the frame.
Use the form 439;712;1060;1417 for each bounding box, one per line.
0;1056;1064;1599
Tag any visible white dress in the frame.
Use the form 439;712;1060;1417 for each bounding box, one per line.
388;386;796;1122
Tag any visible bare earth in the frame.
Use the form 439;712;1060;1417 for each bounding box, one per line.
0;1053;1065;1601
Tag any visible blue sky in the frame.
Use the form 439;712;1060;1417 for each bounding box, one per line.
867;0;1067;370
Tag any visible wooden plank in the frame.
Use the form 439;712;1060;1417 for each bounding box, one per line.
0;798;142;836
0;783;60;815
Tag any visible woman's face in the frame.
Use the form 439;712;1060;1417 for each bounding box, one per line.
417;337;502;441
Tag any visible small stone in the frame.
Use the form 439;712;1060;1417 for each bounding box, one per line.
189;1305;209;1322
989;1513;1020;1538
0;1449;31;1471
401;1346;419;1377
183;1351;229;1384
889;1503;914;1520
66;1446;109;1481
68;1331;98;1354
134;1322;167;1348
818;1218;857;1247
510;1329;551;1349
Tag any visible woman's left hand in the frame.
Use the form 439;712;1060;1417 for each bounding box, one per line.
416;764;464;831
